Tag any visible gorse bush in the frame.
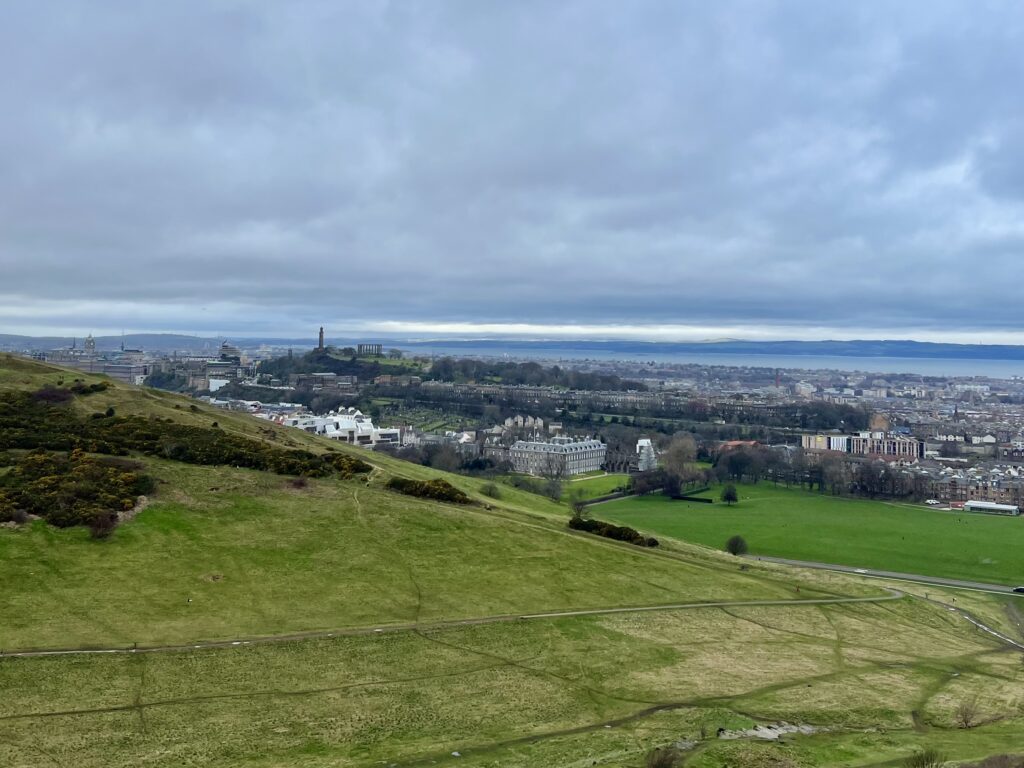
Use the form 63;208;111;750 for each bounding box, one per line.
386;477;472;504
568;516;658;547
69;381;110;396
0;389;371;479
0;449;154;529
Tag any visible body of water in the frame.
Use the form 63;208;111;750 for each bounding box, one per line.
400;345;1024;379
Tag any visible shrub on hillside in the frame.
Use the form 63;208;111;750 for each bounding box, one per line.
0;448;153;530
568;516;658;547
0;390;371;480
88;511;119;540
69;381;110;396
505;474;561;500
32;385;74;404
903;750;947;768
0;490;17;522
725;535;748;556
386;477;471;504
479;482;502;499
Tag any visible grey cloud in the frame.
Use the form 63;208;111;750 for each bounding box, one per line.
2;0;1024;337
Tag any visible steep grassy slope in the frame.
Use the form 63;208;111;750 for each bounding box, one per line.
0;356;824;650
0;353;577;518
0;459;817;649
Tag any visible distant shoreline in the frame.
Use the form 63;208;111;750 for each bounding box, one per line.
5;333;1024;377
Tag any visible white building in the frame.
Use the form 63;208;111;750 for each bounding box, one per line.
636;438;657;471
282;408;400;447
963;500;1020;516
509;436;606;477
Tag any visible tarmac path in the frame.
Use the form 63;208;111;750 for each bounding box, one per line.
750;554;1024;596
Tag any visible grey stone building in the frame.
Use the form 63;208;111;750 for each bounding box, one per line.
509;436;606;477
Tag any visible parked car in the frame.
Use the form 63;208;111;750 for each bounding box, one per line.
1013;586;1024;594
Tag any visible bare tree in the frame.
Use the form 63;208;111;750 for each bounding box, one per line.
661;434;696;475
567;488;588;519
955;697;978;729
541;451;566;480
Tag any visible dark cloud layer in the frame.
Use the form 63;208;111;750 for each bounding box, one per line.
2;1;1023;338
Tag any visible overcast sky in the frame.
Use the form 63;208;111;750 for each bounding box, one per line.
2;1;1023;342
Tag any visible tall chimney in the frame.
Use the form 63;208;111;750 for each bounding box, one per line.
318;326;325;350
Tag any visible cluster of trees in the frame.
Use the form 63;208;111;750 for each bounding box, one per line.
257;349;421;381
629;434;711;498
0;449;154;535
385;477;471;504
141;370;190;392
815;454;933;500
0;389;371;480
377;442;506;477
504;473;563;500
568;515;658;547
661;400;869;431
209;381;359;416
426;358;644;391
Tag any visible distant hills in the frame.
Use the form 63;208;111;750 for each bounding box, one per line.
4;332;1024;361
394;338;1024;361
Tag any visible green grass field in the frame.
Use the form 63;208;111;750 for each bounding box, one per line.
598;483;1024;586
5;357;1024;766
562;472;631;501
3;593;1023;767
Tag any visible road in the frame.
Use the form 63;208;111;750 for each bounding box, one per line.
750;555;1024;596
0;592;903;660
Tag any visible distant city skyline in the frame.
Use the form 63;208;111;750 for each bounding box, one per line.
2;2;1024;340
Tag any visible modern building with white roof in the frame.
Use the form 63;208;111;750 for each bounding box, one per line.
282;408;400;447
963;500;1020;516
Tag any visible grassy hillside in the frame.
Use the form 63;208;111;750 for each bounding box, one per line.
2;590;1024;767
4;356;1024;767
0;356;819;650
598;484;1024;585
0;460;815;650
